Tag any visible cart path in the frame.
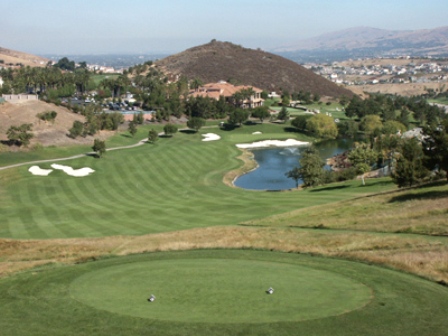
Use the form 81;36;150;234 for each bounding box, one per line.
0;138;149;171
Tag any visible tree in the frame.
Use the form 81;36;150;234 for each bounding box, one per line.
69;120;85;138
306;114;338;139
337;120;358;138
281;93;290;107
291;115;312;131
190;78;203;90
148;129;159;143
187;117;206;132
422;119;448;180
92;138;106;158
54;57;75;71
163;123;178;136
277;106;289;123
298;146;325;187
133;111;144;124
399;107;411;129
285;167;301;188
128;121;137;137
392;137;429;187
345;96;363;118
359;115;382;135
382;121;407;135
228;109;249;126
251;106;270;123
6;123;33;147
348;143;378;185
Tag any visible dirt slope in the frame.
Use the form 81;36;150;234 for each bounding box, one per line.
0;100;91;148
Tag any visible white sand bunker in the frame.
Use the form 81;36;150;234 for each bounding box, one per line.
236;139;310;149
202;133;221;141
51;164;95;177
252;131;262;135
29;166;53;176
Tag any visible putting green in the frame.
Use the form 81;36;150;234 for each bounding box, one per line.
70;258;371;323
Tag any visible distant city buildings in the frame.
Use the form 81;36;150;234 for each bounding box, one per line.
305;58;448;86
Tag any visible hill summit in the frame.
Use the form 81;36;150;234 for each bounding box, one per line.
155;40;353;98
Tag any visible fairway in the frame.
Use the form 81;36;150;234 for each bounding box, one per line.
1;250;448;336
0;125;396;239
70;258;371;323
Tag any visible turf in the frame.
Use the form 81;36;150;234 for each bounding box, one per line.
70;258;371;323
1;250;448;336
0;124;396;239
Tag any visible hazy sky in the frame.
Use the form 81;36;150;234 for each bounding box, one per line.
1;0;447;55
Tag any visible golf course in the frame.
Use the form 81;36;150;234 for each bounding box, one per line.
1;122;447;335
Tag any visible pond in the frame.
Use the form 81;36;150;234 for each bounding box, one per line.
234;139;354;191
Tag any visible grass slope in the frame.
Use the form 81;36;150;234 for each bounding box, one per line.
1;250;448;336
244;182;448;236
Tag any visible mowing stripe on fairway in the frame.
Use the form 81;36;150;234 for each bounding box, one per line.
0;130;397;239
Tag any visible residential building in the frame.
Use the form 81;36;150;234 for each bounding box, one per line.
189;81;264;108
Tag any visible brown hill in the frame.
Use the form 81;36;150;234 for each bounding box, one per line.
0;46;49;67
0;100;96;148
155;40;353;98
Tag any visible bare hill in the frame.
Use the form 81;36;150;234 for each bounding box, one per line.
0;100;93;148
0;46;49;67
155;40;353;98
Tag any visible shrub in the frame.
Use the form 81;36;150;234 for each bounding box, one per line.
37;111;57;122
291;115;312;130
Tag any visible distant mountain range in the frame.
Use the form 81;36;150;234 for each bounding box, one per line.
272;26;448;63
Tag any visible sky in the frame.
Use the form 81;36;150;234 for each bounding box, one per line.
1;0;447;55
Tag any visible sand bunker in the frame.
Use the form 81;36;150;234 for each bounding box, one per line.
236;139;310;149
51;164;95;177
28;166;53;176
202;133;221;141
252;132;262;135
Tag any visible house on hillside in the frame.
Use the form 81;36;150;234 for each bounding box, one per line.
189;81;264;108
0;76;3;87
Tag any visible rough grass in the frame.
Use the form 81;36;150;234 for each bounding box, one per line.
243;182;448;236
1;223;448;282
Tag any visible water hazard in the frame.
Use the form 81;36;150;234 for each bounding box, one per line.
234;139;353;190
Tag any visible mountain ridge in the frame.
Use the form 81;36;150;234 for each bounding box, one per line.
272;26;448;58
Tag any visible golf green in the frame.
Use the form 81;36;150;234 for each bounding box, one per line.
70;258;371;323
